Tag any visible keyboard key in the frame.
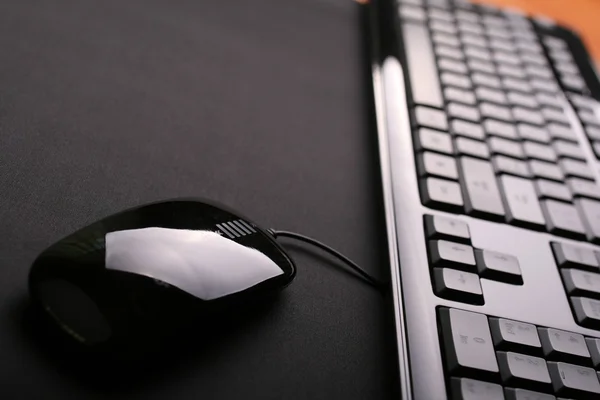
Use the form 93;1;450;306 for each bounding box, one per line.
414;106;448;131
418;152;459;179
491;39;517;54
400;5;426;22
472;72;502;89
402;23;444;108
435;44;464;60
587;126;600;140
517;124;550;143
499;175;545;228
504;388;555;400
456;137;491;159
586;337;600;368
543;36;567;50
548;362;600;398
525;64;553;80
444;87;475;105
507;91;538;109
458;21;483;36
567;178;600;199
450;377;505;400
428;8;453;23
439;57;468;74
554;141;585;160
493;156;531;178
551;242;599;270
439;308;499;379
424;214;470;242
572;297;600;330
537;93;563;109
432;31;461;48
557;61;579;76
542;107;570;125
560;159;594;180
489;137;525;159
440;72;472;89
494;50;521;67
450;119;484;140
523;141;557;161
503;77;532;93
460;33;487;48
490;318;542;355
531;78;559;94
513;107;545;125
475;87;507;104
548;123;577;141
569;93;597;111
430;19;457;35
536;180;571;202
455;10;479;24
476;249;523;284
497;351;551;392
541;200;586;238
415;128;453;154
530;160;564;181
448;102;480;122
468;59;496;75
539;328;591;365
421;177;464;211
576;198;600;243
580;110;600;128
562;269;600;298
481;102;513;122
429;240;476;271
521;52;547;67
433;268;483;304
464;45;491;62
461;157;506;219
485;119;518;139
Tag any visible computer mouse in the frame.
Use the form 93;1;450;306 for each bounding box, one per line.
28;198;296;357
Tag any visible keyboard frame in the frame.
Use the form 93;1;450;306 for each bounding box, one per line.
368;1;600;399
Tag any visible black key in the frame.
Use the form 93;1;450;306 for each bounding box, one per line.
450;377;505;400
460;157;506;219
554;141;585;161
548;362;600;399
560;159;594;180
523;142;557;162
535;180;572;202
572;297;600;330
418;152;459;179
485;119;519;139
493;156;531;178
548;123;577;142
530;160;564;181
499;175;546;228
541;200;586;239
456;137;491;159
438;308;499;380
505;388;555;400
402;23;444;108
444;87;475;105
420;177;464;212
448;102;480;122
433;268;483;304
567;178;600;199
424;214;470;243
562;269;600;299
538;328;591;365
587;337;600;368
489;137;525;159
497;351;552;393
415;128;453;154
490;317;542;355
518;124;551;143
551;242;599;270
414;107;448;131
476;249;523;284
576;198;600;243
429;240;476;271
451;119;485;140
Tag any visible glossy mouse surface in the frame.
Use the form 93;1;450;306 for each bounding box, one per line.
28;199;296;356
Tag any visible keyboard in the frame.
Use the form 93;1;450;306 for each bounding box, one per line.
369;0;600;398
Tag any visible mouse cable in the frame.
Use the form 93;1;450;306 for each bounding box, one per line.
267;229;386;291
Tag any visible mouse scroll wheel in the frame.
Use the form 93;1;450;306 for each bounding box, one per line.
215;220;256;239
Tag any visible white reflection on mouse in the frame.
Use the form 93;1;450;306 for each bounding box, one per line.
105;228;283;300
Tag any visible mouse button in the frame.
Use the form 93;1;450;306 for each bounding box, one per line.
35;279;112;345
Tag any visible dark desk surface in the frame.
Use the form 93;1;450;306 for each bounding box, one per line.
0;0;398;398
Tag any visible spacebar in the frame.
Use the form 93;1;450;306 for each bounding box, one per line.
401;22;444;108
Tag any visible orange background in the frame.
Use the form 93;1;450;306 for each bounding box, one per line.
474;0;600;62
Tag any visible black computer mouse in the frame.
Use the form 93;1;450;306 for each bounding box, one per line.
28;198;296;358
